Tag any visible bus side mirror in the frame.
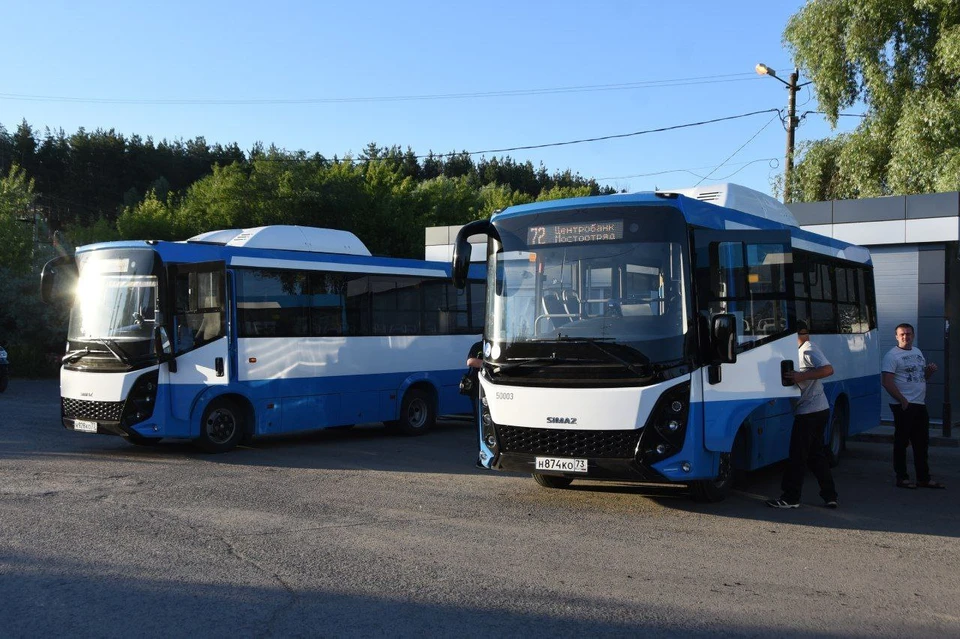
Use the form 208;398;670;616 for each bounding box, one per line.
711;313;737;364
452;219;490;290
40;255;77;305
155;326;177;372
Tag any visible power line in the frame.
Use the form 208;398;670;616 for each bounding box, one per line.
0;73;760;106
597;157;780;181
420;109;782;158
695;112;781;186
236;108;781;163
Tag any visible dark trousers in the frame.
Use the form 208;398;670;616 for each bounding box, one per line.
891;403;930;483
781;409;837;504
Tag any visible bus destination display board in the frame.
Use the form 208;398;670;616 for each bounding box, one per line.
527;220;624;246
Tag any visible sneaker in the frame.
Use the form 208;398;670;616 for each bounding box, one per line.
766;498;799;509
824;500;838;509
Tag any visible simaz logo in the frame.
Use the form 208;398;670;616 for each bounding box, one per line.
80;392;94;397
546;416;578;424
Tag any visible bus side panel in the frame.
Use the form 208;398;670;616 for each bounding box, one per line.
168;337;230;423
700;336;801;453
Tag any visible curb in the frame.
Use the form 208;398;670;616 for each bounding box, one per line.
849;430;959;448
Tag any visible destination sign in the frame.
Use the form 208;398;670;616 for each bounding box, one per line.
527;220;624;245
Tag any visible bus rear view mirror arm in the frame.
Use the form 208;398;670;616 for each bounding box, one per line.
452;219;491;290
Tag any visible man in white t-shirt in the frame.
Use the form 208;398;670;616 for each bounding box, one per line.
881;323;945;489
767;322;839;509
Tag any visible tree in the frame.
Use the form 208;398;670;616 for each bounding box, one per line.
0;165;36;272
784;0;960;200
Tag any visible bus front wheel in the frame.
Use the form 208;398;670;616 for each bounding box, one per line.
828;406;846;468
532;473;574;489
389;388;436;436
690;452;733;502
196;399;245;453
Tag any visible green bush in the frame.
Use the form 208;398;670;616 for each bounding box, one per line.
5;341;61;378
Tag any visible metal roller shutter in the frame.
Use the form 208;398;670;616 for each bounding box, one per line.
870;246;919;421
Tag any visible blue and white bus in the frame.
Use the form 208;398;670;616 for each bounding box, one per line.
41;225;485;453
451;183;879;501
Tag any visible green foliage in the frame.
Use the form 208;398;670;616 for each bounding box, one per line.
0;266;69;376
536;185;595;201
784;0;960;200
64;216;122;248
0;165;36;273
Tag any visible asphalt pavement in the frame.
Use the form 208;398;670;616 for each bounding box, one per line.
2;379;959;638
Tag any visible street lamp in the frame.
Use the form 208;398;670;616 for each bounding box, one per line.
756;63;802;203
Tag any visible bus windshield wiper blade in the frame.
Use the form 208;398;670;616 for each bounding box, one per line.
553;336;650;376
494;354;575;371
91;339;132;366
62;348;91;364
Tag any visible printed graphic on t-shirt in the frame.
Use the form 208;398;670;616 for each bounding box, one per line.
900;354;924;383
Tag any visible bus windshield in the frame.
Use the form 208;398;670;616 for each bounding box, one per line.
68;249;161;343
486;206;692;378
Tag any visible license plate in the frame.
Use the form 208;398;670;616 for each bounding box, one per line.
535;457;588;473
74;419;98;433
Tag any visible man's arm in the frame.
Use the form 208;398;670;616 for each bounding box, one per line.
882;371;909;409
786;364;834;384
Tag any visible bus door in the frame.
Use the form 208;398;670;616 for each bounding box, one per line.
166;261;230;424
692;230;799;463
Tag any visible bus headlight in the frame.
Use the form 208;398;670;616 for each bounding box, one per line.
639;381;690;464
479;387;499;454
121;370;159;429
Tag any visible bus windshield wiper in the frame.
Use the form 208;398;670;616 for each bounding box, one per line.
553;336;651;377
85;338;132;367
63;347;92;364
493;354;577;371
62;340;133;367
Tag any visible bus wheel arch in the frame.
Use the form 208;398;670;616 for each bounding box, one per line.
828;395;849;468
691;424;749;502
195;395;251;453
389;383;437;436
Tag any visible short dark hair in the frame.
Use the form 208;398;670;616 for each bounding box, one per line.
896;323;914;333
796;320;809;333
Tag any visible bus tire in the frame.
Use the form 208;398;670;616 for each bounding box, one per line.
390;388;435;436
828;405;846;468
532;473;574;489
196;399;245;453
690;452;733;502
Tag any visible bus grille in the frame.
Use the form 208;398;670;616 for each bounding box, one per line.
62;397;124;422
497;425;641;458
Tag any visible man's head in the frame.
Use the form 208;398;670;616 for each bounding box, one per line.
797;320;810;345
895;323;915;350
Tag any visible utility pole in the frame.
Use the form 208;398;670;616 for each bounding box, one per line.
784;69;799;203
756;64;804;203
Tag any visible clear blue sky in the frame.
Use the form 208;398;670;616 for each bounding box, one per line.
1;0;858;198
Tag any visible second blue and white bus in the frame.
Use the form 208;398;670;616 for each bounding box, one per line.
42;225;485;452
451;183;880;501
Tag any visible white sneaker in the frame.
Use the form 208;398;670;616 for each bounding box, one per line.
766;498;799;509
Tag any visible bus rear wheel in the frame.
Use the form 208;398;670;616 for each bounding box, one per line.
389;388;436;436
532;473;574;489
196;399;245;453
